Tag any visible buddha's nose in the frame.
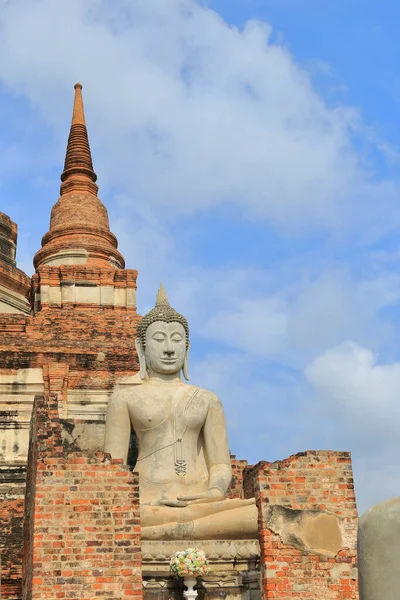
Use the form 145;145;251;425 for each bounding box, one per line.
164;340;174;356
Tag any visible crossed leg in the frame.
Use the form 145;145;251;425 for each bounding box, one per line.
141;498;258;540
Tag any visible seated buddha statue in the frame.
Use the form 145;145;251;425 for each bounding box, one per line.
104;285;257;540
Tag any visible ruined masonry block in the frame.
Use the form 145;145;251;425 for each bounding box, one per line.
244;451;359;600
22;394;142;600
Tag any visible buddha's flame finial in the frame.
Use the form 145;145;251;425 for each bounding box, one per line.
155;283;170;307
60;82;98;196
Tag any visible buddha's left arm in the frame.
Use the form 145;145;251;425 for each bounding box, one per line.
177;393;232;504
202;393;233;496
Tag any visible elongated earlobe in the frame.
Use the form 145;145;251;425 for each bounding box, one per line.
135;337;147;380
182;343;190;381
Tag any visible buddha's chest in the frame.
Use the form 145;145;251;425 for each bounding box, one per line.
127;386;209;435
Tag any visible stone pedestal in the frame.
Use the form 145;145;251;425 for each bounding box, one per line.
142;540;261;600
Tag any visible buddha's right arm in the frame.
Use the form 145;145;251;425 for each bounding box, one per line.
104;391;131;463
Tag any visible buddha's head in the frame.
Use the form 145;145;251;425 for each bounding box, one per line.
136;285;190;380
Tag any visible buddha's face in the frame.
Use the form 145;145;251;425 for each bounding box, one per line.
144;321;187;375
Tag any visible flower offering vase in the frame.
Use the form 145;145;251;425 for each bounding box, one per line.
183;575;198;600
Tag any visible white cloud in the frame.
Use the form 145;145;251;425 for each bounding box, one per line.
305;342;400;511
204;297;288;356
287;271;400;358
0;0;392;232
305;341;400;433
156;263;400;367
111;208;174;278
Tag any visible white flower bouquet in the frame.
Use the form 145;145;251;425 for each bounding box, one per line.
169;548;209;579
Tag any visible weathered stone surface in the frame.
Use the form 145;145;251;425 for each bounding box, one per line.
358;497;400;600
264;504;342;556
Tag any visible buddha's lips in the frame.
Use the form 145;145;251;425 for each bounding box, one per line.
160;358;177;364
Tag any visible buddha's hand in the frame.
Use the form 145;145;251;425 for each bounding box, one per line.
156;498;189;507
177;487;224;505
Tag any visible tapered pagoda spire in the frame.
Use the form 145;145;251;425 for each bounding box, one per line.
33;84;125;270
60;83;98;196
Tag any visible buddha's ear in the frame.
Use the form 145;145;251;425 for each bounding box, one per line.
135;337;147;380
182;342;190;381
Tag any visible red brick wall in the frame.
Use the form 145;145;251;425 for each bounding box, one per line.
0;264;140;396
22;394;142;600
0;476;25;599
227;454;248;499
0;210;31;302
244;451;358;600
0;307;140;393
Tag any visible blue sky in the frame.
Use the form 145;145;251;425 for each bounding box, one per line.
0;0;399;512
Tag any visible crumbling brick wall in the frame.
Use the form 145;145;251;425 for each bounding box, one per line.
244;451;358;600
0;471;25;599
22;394;142;600
227;454;248;499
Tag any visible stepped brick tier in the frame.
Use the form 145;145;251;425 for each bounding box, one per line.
0;212;31;314
0;84;359;600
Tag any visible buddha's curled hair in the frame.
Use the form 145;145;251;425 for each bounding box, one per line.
136;284;190;349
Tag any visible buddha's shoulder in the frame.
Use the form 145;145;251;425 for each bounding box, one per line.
194;386;220;405
115;373;145;387
181;384;220;408
109;373;143;403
